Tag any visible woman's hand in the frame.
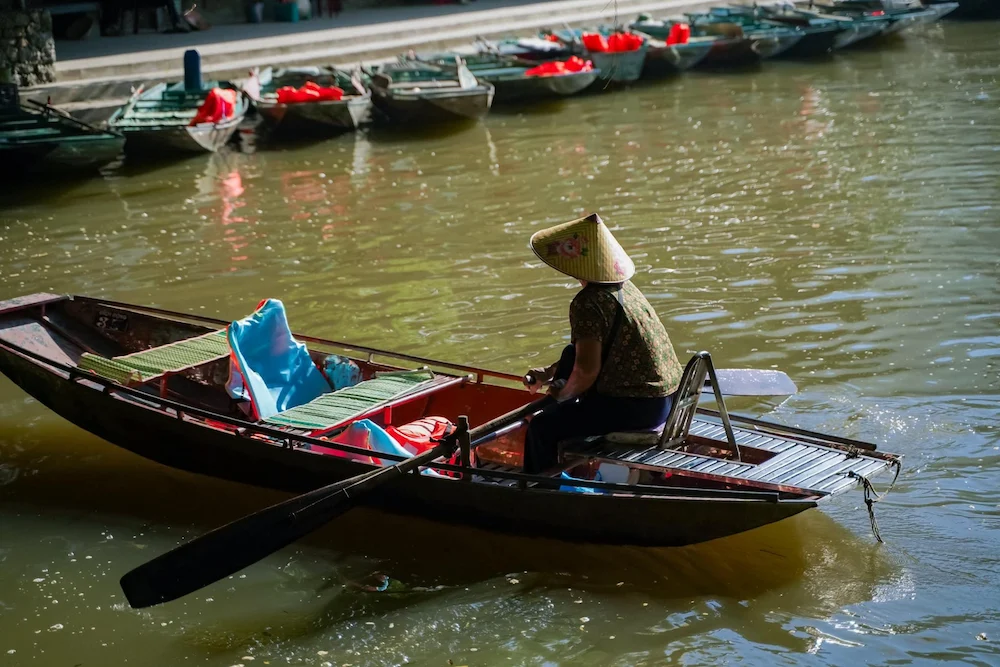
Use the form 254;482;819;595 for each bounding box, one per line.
523;364;556;394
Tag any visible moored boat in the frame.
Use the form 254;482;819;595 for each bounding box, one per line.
0;293;902;548
697;7;844;58
413;52;599;104
247;66;372;135
805;0;955;35
635;34;716;77
733;2;889;49
631;15;802;67
0;84;124;178
107;81;248;157
545;29;650;84
366;60;494;124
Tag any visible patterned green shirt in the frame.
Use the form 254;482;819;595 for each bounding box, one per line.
569;281;682;398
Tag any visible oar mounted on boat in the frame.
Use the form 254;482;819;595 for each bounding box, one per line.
119;397;555;609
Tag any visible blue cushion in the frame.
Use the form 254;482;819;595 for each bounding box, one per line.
227;299;332;420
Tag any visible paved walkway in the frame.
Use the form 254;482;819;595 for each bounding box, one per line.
55;0;547;63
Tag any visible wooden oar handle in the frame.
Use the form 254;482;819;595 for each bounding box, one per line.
467;396;554;442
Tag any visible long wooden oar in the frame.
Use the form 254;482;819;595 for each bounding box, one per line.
119;397;554;609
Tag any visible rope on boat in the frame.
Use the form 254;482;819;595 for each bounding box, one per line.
849;460;901;544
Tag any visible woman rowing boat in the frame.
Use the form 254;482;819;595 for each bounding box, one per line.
522;213;684;473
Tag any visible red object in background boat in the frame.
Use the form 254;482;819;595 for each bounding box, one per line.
582;31;644;53
524;56;595;77
276;81;345;104
667;23;691;45
189;88;238;126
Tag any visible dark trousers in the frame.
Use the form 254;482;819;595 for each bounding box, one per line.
522;346;673;474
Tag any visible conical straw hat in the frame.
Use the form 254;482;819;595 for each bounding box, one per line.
529;213;635;284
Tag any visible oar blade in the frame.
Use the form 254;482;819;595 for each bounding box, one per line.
120;399;550;609
707;369;797;396
121;476;359;608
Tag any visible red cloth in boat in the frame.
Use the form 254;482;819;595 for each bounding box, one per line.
524;56;594;77
276;81;345;104
386;416;454;453
581;31;643;53
317;416;462;474
189;88;238;126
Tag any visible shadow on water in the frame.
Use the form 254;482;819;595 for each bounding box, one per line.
104;148;243;179
1;421;897;639
0;171;112;208
365;118;484;144
489;99;572;117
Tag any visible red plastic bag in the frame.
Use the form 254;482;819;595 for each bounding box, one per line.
667;23;690;45
582;31;642;53
581;32;608;52
524;56;594;77
606;31;643;52
276;82;344;104
190;88;238;126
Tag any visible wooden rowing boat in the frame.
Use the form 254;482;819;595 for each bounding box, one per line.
366;60;494;125
544;29;650;85
629;16;802;68
805;0;955;35
0;293;902;547
0;84;124;178
412;52;599;104
747;4;890;49
247;67;373;135
694;8;845;58
107;81;248;156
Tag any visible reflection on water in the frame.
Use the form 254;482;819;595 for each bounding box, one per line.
1;21;999;667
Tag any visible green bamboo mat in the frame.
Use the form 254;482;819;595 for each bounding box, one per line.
78;329;228;385
264;370;435;431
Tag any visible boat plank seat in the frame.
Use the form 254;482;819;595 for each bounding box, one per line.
560;350;738;462
263;370;464;435
77;329;228;386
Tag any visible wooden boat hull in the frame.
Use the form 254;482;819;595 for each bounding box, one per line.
833;19;892;48
120;117;242;156
588;45;648;84
774;24;842;58
371;86;494;124
641;41;715;77
696;37;767;68
256;96;373;134
0;293;845;548
488;71;599;103
0;134;123;177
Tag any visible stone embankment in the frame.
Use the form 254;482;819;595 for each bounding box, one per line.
1;9;56;87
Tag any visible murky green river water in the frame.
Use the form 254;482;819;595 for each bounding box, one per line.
2;21;999;667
